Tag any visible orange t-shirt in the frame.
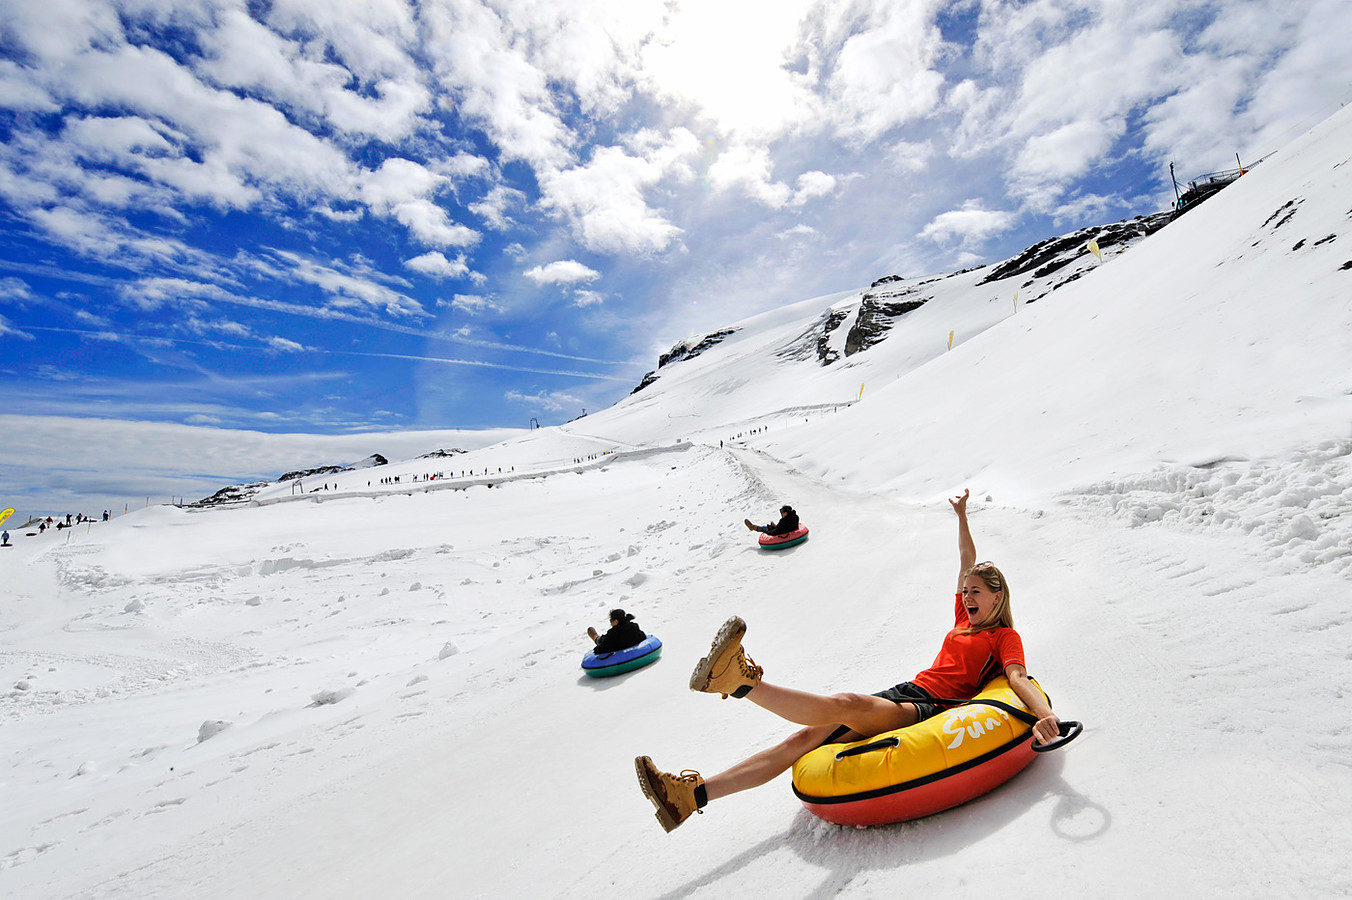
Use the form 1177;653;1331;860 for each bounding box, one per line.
908;594;1026;699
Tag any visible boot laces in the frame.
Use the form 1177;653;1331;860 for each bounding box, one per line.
672;770;704;815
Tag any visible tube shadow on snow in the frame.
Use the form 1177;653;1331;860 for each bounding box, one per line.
648;749;1109;900
574;658;665;691
743;542;808;556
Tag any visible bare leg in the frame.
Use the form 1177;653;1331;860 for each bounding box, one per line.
702;688;921;803
704;724;842;801
745;681;920;737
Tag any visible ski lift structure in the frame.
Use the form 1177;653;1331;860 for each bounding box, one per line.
1169;153;1252;219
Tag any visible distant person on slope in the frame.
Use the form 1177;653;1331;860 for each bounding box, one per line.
587;609;647;653
636;489;1061;833
744;505;799;536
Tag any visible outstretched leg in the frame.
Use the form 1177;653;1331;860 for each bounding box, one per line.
636;723;843;832
744;682;920;737
689;616;919;736
703;723;842;800
638;616;925;832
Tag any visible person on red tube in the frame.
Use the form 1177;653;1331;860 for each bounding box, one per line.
743;504;799;536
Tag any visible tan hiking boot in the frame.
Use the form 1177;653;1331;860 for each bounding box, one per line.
689;615;762;698
635;756;703;833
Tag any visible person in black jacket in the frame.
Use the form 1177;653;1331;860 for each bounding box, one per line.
744;505;799;536
588;609;647;653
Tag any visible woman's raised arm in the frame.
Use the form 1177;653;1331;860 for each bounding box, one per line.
949;488;975;593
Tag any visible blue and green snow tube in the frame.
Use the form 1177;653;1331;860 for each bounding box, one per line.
582;634;663;677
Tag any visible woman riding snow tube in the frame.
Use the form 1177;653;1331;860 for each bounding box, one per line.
791;676;1061;825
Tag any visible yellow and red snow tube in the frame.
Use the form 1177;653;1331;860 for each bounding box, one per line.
791;676;1049;826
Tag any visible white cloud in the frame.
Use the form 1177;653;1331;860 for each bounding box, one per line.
1227;0;1352;154
638;0;819;142
443;294;503;316
1049;192;1117;227
359;157;444;209
267;336;305;353
405;251;472;280
522;260;601;286
27;206;196;265
0;276;32;302
0;313;34;340
886;139;937;172
73;309;111;328
359;158;480;249
918;201;1016;245
268;250;425;318
704;148;840;210
791;170;838;205
1014;117;1126;184
392;200;480;249
0;58;59;112
184;317;252;340
539;139;693;254
824;0;948;140
572;289;604;307
504;388;583;413
421;0;573;169
469;184;527;230
707;145;792;208
198;5;430;143
949;1;1352;211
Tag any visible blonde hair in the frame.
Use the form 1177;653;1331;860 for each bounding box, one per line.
962;561;1013;633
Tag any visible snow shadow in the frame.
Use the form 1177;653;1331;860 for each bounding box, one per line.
574;659;666;691
649;751;1108;899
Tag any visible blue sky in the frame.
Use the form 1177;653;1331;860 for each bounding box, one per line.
2;0;1351;453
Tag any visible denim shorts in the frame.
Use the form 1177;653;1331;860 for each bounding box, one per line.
873;681;941;723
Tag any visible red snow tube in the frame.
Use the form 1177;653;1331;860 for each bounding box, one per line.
759;526;808;549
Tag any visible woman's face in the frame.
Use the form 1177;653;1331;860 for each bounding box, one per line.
961;574;1001;627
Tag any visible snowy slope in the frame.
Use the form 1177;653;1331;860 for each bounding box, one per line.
2;106;1351;898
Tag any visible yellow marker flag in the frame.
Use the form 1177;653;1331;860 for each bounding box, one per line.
858;383;865;400
1087;240;1102;261
948;330;954;350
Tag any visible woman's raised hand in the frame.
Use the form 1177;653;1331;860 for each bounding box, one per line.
949;488;970;516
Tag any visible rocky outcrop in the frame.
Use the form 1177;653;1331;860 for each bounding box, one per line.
192;454;390;507
658;328;738;368
773;307;852;365
631;328;740;393
844;286;931;356
630;371;660;394
978;213;1170;287
189;482;271;508
816;309;851;364
278;454;387;483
